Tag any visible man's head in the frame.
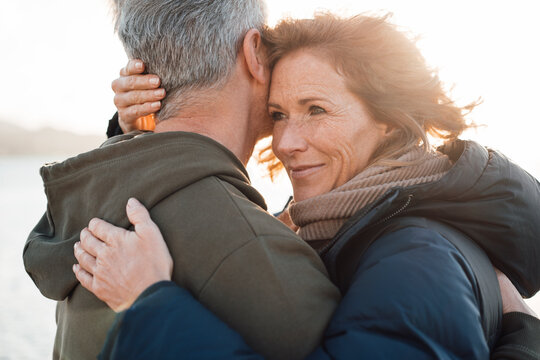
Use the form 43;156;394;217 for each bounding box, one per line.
116;0;268;122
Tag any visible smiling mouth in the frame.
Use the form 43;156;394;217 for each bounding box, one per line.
289;164;325;179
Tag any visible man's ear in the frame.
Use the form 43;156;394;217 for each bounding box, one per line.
242;29;268;85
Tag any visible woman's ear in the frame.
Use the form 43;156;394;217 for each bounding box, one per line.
242;29;269;85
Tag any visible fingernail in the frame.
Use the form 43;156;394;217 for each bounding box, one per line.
73;264;79;272
74;241;79;248
150;77;159;85
135;61;143;70
151;101;161;109
127;198;136;208
154;89;165;97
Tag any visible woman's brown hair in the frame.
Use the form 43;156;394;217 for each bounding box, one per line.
258;13;477;178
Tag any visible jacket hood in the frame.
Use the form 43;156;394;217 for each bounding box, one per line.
325;140;540;298
23;131;266;300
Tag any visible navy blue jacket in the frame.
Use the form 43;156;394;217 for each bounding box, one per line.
101;229;535;359
102;227;487;359
100;136;540;359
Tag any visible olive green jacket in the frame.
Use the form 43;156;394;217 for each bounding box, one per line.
23;131;340;360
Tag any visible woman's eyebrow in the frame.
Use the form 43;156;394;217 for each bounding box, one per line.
298;97;325;105
268;102;283;109
268;97;327;110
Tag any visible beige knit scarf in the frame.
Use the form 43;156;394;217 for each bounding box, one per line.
289;147;453;244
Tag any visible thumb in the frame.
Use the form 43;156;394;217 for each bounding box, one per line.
126;198;156;235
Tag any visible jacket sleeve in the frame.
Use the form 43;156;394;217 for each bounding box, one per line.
100;227;538;360
23;212;79;300
100;281;263;360
491;312;540;360
106;113;123;138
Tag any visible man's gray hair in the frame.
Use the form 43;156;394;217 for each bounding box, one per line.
109;0;124;21
116;0;267;121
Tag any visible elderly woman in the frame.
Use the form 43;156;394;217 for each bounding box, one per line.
78;14;540;359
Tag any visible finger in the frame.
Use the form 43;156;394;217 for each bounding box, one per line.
119;59;145;76
114;88;165;108
120;59;145;76
119;102;161;125
80;228;107;257
112;74;161;93
73;264;95;292
88;218;128;246
74;242;98;274
126;198;159;235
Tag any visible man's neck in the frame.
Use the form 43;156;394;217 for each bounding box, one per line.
154;91;258;166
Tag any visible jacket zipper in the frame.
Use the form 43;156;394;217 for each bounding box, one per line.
371;194;413;227
318;197;387;257
318;193;413;257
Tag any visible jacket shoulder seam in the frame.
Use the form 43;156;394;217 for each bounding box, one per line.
212;177;306;244
198;233;300;296
44;141;231;187
211;177;260;238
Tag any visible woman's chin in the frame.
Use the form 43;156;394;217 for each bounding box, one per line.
292;186;326;202
289;166;330;202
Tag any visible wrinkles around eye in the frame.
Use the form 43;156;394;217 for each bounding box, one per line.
309;106;326;115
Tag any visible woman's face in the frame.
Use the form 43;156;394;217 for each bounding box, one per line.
270;50;388;202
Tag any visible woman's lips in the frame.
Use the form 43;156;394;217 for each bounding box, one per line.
289;164;325;179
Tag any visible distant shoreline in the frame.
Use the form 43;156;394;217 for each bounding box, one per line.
0;121;105;157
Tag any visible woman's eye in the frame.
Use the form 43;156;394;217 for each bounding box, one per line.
270;111;286;121
309;106;326;115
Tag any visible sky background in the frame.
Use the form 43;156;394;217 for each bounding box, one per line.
1;0;539;316
1;0;539;161
1;0;539;175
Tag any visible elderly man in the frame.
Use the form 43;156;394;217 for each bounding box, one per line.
22;1;340;359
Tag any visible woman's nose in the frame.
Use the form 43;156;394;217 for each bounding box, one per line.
273;122;309;156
